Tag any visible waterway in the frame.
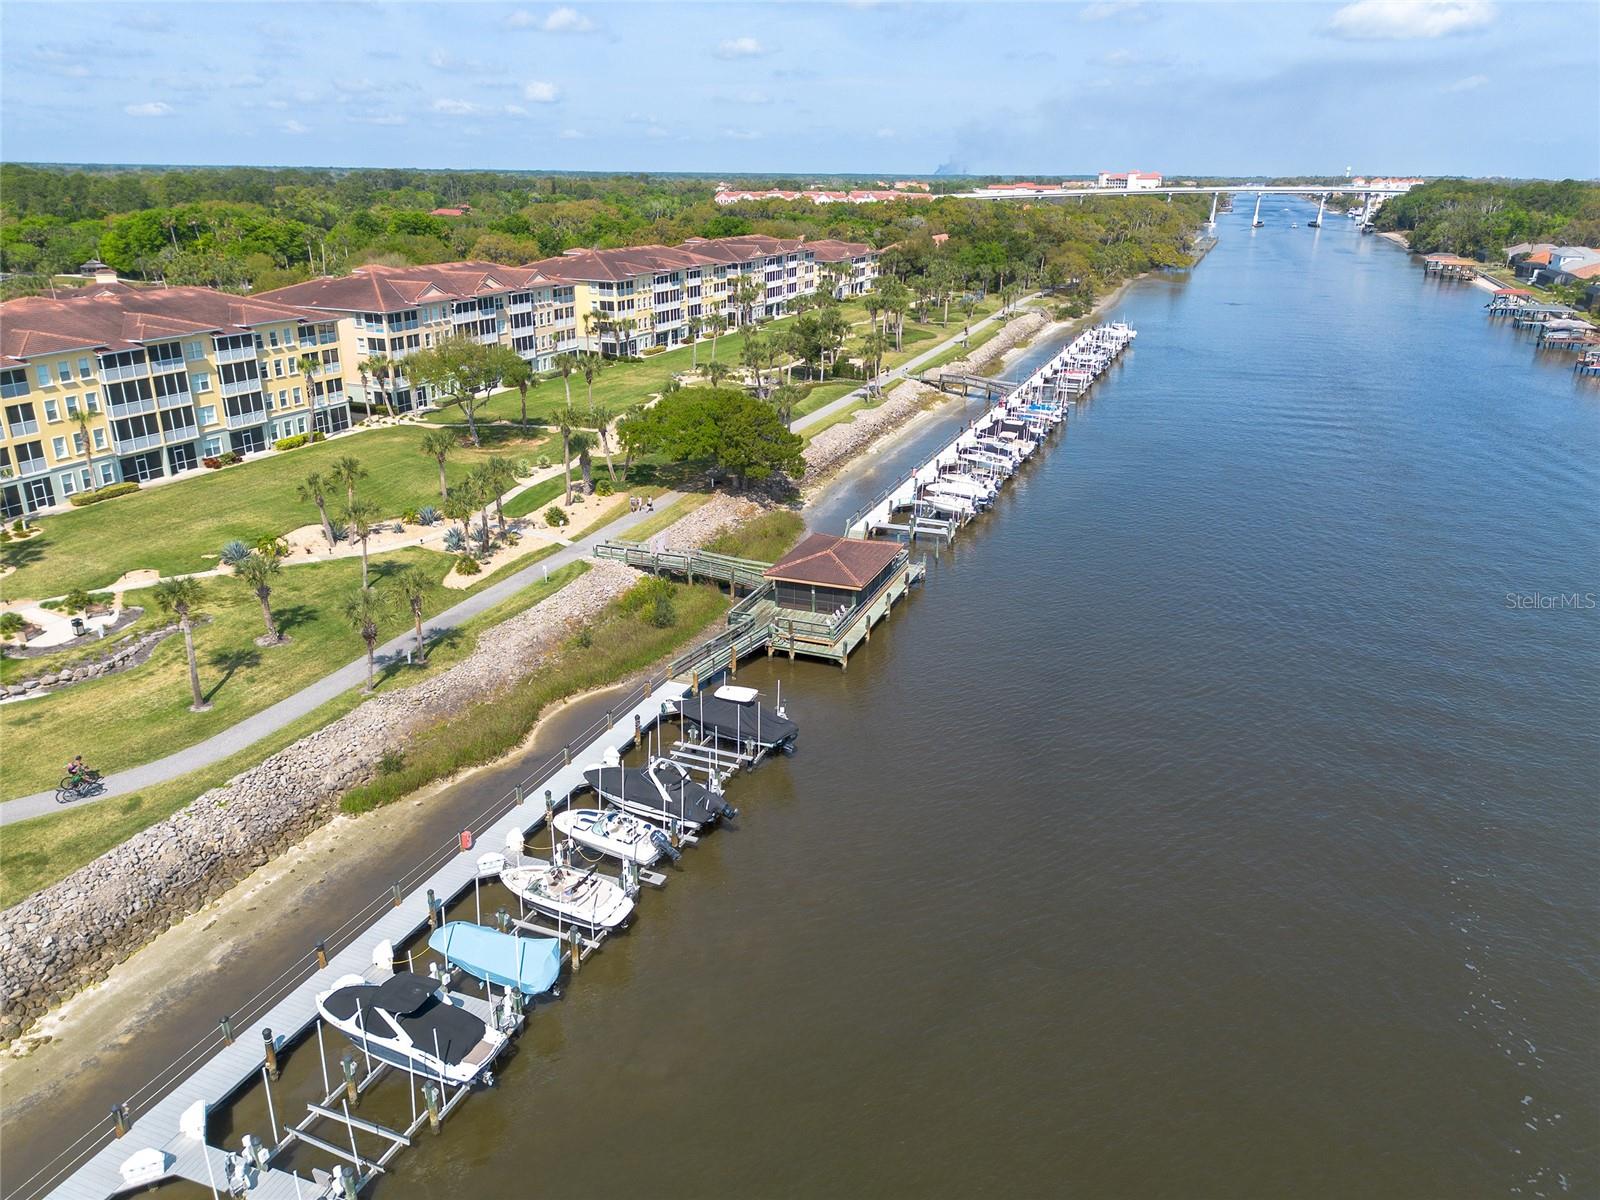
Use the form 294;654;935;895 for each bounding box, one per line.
23;203;1600;1199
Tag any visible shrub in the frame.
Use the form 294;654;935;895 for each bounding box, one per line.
377;749;406;776
453;553;481;576
504;530;521;546
417;505;440;526
67;481;141;507
642;345;666;356
593;478;615;497
274;433;311;451
219;450;242;466
443;527;466;552
649;592;676;628
514;457;533;478
219;539;252;566
401;508;421;525
544;505;569;528
327;520;348;543
11;520;23;533
202;456;222;469
255;534;289;560
535;454;552;469
63;588;92;614
0;530;10;544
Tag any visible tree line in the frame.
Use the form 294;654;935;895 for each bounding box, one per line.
1375;178;1600;261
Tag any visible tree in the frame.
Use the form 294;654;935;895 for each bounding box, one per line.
70;408;97;485
0;611;25;646
297;470;337;548
501;355;535;435
330;454;366;507
557;405;576;504
485;456;517;528
771;382;804;431
344;498;380;586
619;386;804;490
234;550;283;643
858;331;890;381
706;360;732;389
877;277;912;351
585;403;618;484
298;353;321;436
463;465;496;549
359;355;393;418
569;431;596;493
579;352;602;409
732;275;763;328
741;332;768;394
707;313;726;362
552;352;577;410
153;576;208;711
441;485;475;542
419;428;455;499
344;585;387;692
405;334;503;446
393;565;429;664
686;315;703;367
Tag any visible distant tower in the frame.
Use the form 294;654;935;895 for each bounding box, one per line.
1344;166;1352;179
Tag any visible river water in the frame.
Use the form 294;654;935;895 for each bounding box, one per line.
26;205;1600;1199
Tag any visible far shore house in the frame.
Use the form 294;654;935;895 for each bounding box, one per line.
1096;171;1163;191
1508;244;1600;287
429;205;472;217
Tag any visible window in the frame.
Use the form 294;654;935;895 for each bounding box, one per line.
269;330;280;348
278;390;288;406
43;399;59;422
185;341;204;361
292;387;302;403
0;369;28;398
196;405;217;427
77;357;92;379
99;462;114;485
274;359;285;377
61;473;76;496
56;362;72;384
85;392;99;413
35;366;50;387
52;437;67;459
192;371;212;394
203;436;223;457
72;431;85;454
93;428;107;450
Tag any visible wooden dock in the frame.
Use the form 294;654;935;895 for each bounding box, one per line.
38;682;695;1200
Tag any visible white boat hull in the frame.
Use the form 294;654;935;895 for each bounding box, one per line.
553;808;665;865
500;863;635;931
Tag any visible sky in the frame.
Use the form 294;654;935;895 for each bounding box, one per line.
1;0;1596;178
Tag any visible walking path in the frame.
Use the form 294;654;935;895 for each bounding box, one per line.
1;296;1039;826
0;495;679;825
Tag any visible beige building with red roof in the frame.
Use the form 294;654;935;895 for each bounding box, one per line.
1;283;347;517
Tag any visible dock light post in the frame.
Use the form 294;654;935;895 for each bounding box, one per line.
219;1016;235;1046
262;1028;280;1080
314;940;329;970
563;744;571;766
426;889;440;930
391;883;403;908
111;1102;129;1138
606;708;613;729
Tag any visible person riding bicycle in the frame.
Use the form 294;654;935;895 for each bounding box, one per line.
65;754;92;783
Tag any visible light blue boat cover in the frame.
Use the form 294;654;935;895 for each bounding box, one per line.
428;921;562;995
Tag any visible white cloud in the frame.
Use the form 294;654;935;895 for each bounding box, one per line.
876;127;896;139
523;80;560;103
282;119;309;134
558;128;585;140
1328;0;1494;39
333;77;378;94
432;98;482;115
715;36;766;59
542;6;594;32
723;127;761;140
1081;0;1147;21
63;64;91;78
504;104;530;117
265;98;289;110
1442;72;1490;92
428;50;485;71
354;112;407;126
645;125;669;139
124;101;173;117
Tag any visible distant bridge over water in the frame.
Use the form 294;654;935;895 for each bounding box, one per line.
952;182;1416;227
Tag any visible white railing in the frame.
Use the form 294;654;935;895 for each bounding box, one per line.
113;431;163;453
97;361;149;384
212;343;258;364
225;408;267;430
220;376;264;399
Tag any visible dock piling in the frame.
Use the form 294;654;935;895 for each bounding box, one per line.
219;1016;234;1046
111;1103;129;1139
314;940;329;970
262;1027;280;1080
422;1084;442;1135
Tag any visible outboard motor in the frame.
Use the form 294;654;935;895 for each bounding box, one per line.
649;829;683;863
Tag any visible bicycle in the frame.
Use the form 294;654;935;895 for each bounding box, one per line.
55;769;104;804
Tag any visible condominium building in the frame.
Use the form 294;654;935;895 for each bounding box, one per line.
0;283;348;517
1096;171;1164;191
259;262;579;410
529;234;880;356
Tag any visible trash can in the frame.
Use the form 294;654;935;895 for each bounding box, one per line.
71;617;86;636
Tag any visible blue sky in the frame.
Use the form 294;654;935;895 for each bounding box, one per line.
2;1;1595;177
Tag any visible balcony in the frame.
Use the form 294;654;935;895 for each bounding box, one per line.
114;431;163;453
318;329;338;345
157;387;193;410
106;395;156;418
213;343;258;365
97;360;150;384
15;457;48;478
162;423;198;443
507;297;535;313
220;376;264;399
6;419;39;438
225;408;267;431
451;309;482;324
147;356;186;376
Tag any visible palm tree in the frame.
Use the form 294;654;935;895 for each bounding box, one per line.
485;456;517;529
741;332;767;394
569;431;596;494
153;576;208;711
393;565;429;664
557;405;576;504
708;313;726;362
359;355;393;418
344;498;380;586
465;466;496;549
343;585;387;693
235;551;283;643
420;428;456;500
330;455;366;508
706;361;732;388
771;382;804;431
71;408;97;486
503;357;536;435
441;485;475;543
580;352;602;409
553;353;577;410
586;403;618;484
859;331;890;383
686;315;703;367
298;353;321;437
297;471;336;548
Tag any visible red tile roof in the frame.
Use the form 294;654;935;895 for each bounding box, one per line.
259;262;557;313
1;284;330;365
764;533;902;589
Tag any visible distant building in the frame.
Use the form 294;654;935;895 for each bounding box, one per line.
429;205;472;217
1349;177;1424;191
1096;171;1163;191
714;187;932;207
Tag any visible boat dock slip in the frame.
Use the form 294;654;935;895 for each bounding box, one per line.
33;677;753;1200
844;322;1137;543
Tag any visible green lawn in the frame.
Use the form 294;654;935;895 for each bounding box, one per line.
1;425;553;600
0;561;590;906
792;380;859;419
702;510;805;562
0;549;583;799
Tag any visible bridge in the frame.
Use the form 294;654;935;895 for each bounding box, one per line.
951;182;1415;227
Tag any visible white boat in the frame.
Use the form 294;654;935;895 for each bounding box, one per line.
316;971;508;1086
499;861;635;932
932;474;995;503
553;807;678;865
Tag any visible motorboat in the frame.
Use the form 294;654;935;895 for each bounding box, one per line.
677;685;799;752
428;921;562;996
316;971;508;1086
499;861;635;932
553;807;680;865
583;755;732;828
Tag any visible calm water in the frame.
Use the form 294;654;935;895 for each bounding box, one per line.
30;207;1600;1199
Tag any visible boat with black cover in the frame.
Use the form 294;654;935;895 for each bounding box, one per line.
315;970;508;1086
676;685;799;752
582;753;733;829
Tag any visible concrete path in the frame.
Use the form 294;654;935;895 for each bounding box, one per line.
0;296;1040;825
0;494;680;825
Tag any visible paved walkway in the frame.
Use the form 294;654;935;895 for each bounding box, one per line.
0;494;679;825
1;296;1040;826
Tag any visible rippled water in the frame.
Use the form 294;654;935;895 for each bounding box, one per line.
69;208;1598;1200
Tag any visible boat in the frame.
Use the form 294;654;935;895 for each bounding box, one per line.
584;754;733;828
316;971;508;1086
676;685;799;752
553;807;680;865
499;861;635;932
427;921;562;996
